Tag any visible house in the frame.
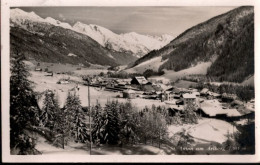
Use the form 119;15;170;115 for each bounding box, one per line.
200;88;209;96
35;67;42;71
131;76;149;85
45;71;53;76
207;91;221;99
123;89;136;99
193;92;200;97
166;87;181;95
222;93;237;102
182;93;197;105
231;100;244;107
164;91;175;101
57;80;69;84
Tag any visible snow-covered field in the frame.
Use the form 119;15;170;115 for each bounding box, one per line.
242;74;254;86
168;118;237;144
126;56;168;73
200;99;241;117
30;71;165;109
153;61;213;82
35;133;167;155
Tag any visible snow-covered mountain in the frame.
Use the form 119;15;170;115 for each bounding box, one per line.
10;8;174;58
73;22;174;57
10;8;73;30
126;6;254;83
10;8;139;67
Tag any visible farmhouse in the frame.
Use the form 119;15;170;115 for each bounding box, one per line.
182;93;197;105
164;91;175;101
131;76;149;85
222;93;237;102
200;88;209;96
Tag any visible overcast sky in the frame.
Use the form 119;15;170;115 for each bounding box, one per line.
19;6;237;36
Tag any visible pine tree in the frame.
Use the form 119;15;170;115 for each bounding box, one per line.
40;90;59;130
153;113;167;148
10;50;40;154
64;92;87;143
183;102;198;124
119;102;136;145
103;101;120;145
175;129;195;155
91;103;105;145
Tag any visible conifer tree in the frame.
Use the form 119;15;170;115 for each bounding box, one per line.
92;103;105;145
103;101;120;145
183;102;198;124
64;92;87;143
40;90;59;130
10;50;40;154
119;102;136;145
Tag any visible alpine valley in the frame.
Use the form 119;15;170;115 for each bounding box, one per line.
10;8;174;67
126;6;254;84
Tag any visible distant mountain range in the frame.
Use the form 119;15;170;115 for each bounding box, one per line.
127;6;254;83
10;8;174;67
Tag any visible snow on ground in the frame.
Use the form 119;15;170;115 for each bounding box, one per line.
200;99;241;117
35;131;166;155
126;56;168;73
68;53;77;57
30;71;166;109
159;61;213;82
168;118;237;144
73;69;109;76
174;80;198;88
35;134;90;155
242;74;254;86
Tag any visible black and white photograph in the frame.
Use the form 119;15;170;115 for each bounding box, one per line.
1;0;259;163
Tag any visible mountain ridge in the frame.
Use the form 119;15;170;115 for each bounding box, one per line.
11;8;174;58
128;6;254;83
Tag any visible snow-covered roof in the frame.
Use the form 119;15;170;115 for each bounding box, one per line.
133;76;148;85
123;89;136;94
208;91;221;97
200;100;242;117
200;88;209;94
183;93;196;99
193;92;200;96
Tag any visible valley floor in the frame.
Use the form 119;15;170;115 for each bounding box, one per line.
28;70;247;155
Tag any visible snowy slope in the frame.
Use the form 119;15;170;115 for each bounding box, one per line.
125;56;168;73
73;22;174;57
10;8;72;30
10;8;174;58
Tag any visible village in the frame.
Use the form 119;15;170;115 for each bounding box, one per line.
33;63;255;127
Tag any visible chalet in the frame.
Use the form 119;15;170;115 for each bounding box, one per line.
193;92;200;97
231;100;244;107
207;91;221;99
182;93;196;105
131;76;149;85
166;87;181;95
200;88;209;96
123;89;136;99
164;91;175;101
222;93;237;102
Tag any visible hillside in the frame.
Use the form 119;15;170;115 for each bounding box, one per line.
10;8;138;66
10;8;174;60
128;6;254;83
